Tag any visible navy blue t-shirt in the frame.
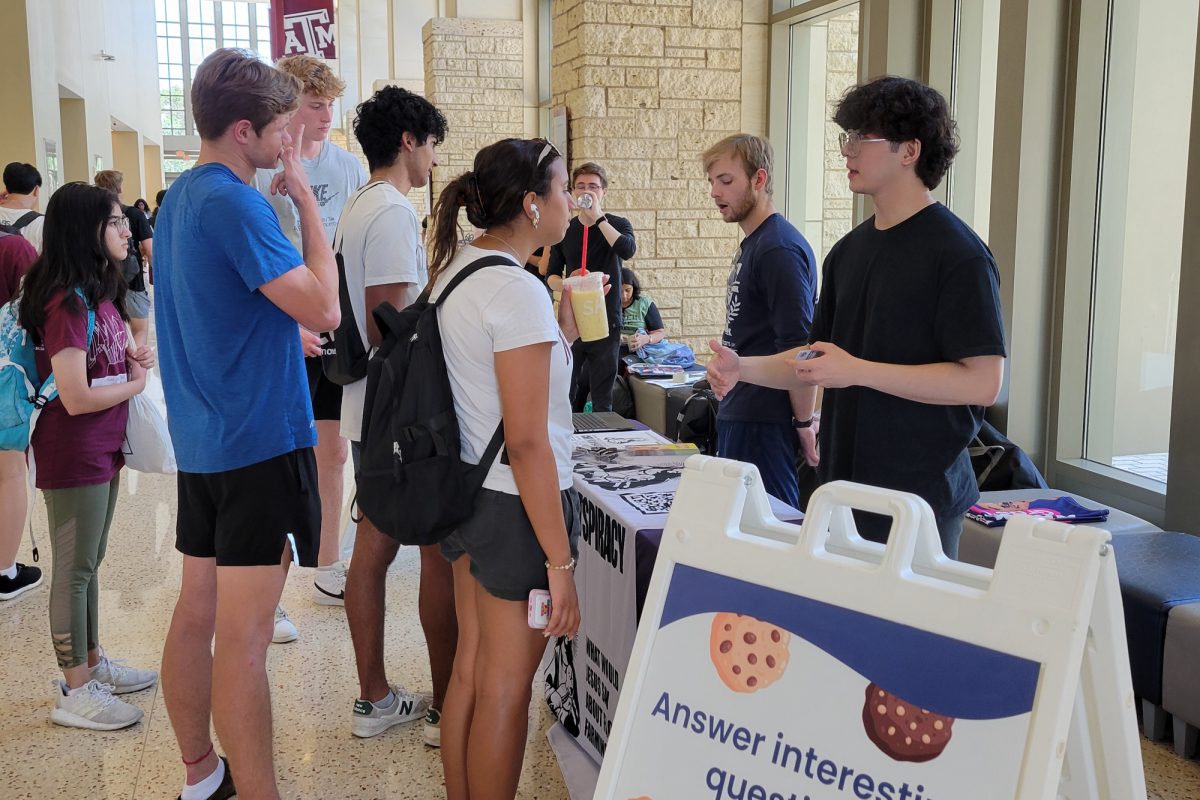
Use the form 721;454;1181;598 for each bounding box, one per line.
810;203;1007;519
154;163;314;473
718;213;817;423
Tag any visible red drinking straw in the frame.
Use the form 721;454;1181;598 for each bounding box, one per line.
580;223;589;275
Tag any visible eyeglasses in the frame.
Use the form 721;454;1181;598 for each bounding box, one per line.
106;216;130;231
838;131;891;157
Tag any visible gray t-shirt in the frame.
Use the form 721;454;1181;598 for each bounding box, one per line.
254;140;368;249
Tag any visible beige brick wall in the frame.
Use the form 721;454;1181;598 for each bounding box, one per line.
551;0;749;356
822;8;859;257
423;18;526;200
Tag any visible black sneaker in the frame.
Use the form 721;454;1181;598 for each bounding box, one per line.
176;756;236;800
0;563;42;601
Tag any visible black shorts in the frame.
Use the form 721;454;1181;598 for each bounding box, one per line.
176;448;321;567
306;356;343;422
441;488;580;601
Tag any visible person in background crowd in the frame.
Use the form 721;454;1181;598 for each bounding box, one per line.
707;77;1006;559
427;138;582;800
0;162;45;253
18;182;156;729
255;54;368;636
618;266;666;357
0;231;41;603
155;48;338;800
94;171;153;348
547;161;636;412
339;85;448;745
133;198;151;218
150;188;167;229
702;133;818;510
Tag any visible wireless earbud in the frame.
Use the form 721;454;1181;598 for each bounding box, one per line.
531;203;539;213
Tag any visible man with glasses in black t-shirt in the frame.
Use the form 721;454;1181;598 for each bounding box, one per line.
708;77;1007;559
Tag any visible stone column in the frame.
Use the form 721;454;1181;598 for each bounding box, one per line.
423;18;526;193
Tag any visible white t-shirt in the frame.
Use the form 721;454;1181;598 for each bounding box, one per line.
0;206;44;253
432;245;574;494
338;181;427;441
253;140;368;249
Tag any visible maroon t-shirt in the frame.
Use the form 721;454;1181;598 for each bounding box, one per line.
0;234;37;306
31;291;129;489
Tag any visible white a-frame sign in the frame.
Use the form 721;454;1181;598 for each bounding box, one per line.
595;456;1145;800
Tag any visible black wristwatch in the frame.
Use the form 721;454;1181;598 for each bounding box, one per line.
592;214;608;227
792;417;814;429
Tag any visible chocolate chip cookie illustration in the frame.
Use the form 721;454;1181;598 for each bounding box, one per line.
709;613;791;693
862;682;955;762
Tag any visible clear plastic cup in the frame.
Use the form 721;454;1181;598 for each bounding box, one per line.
565;272;609;342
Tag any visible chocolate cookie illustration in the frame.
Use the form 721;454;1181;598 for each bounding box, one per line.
709;613;790;693
862;682;954;762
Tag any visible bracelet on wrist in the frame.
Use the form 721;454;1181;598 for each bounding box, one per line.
791;417;814;429
546;557;577;571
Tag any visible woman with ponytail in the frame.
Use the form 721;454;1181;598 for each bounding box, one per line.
430;139;591;799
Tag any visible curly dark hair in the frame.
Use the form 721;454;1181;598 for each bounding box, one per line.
353;86;448;172
833;76;959;190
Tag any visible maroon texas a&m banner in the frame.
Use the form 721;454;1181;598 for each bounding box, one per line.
269;0;337;61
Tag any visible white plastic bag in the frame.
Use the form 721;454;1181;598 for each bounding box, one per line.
123;371;176;474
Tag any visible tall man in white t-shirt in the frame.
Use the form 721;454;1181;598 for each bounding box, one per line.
255;55;368;638
0;162;45;253
339;86;453;746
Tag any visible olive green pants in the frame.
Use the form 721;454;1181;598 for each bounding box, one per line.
45;476;120;670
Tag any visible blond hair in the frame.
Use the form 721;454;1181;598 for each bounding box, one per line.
701;134;774;195
276;54;346;99
94;170;123;193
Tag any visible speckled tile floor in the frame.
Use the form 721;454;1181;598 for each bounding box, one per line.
0;463;565;800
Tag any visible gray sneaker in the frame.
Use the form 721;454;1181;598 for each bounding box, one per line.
51;680;143;731
90;653;158;694
423;707;442;747
351;686;429;738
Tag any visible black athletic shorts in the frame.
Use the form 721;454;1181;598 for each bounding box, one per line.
176;448;320;567
441;488;580;601
306;355;343;422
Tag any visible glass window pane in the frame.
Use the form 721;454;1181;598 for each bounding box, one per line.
1083;0;1199;483
768;3;860;268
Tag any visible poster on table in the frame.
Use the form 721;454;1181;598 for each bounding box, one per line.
546;431;804;765
270;0;337;60
608;563;1042;800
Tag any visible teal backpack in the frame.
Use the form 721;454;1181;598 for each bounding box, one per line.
0;288;95;451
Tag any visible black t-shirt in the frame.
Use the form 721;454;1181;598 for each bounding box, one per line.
121;205;153;291
548;214;636;332
810;203;1007;519
719;213;817;423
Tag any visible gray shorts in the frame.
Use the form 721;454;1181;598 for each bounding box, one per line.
441;487;581;601
126;289;151;319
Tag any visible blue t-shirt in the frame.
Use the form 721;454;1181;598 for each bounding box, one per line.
718;213;817;423
154;163;314;473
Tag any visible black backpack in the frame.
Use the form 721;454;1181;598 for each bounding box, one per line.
322;181;387;385
675;380;720;455
0;210;40;237
356;255;511;546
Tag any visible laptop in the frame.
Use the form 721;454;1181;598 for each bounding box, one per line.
572;412;636;434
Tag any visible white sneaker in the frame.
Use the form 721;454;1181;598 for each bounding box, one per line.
312;561;348;606
89;653;157;694
423;707;442;747
50;680;143;730
272;605;298;644
351;686;429;738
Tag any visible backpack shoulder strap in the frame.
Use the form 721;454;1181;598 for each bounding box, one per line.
35;289;95;404
333;180;389;254
12;211;40;232
433;255;518;308
371;300;410;343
